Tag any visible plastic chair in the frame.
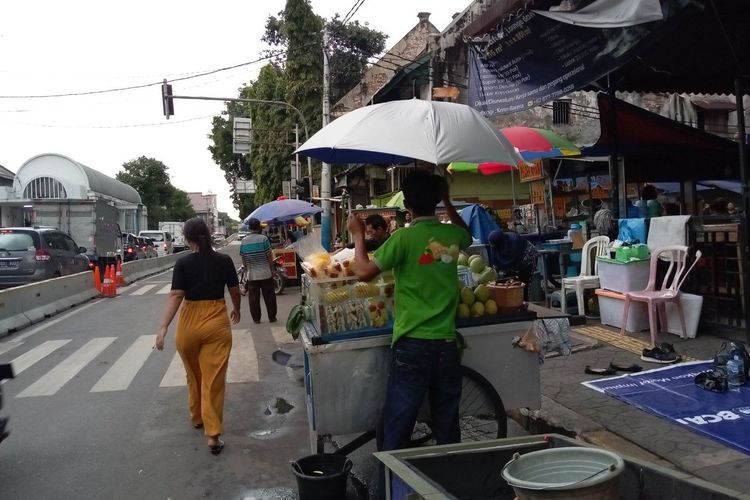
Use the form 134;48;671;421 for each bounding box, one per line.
620;245;702;346
560;236;610;315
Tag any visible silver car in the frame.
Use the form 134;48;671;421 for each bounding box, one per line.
0;227;90;289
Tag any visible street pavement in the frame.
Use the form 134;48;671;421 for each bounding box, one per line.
3;241;748;498
0;243;310;500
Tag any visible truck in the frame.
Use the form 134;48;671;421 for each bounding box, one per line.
159;221;186;252
32;199;123;271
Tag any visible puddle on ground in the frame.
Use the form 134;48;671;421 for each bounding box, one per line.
241;487;297;500
249;428;279;440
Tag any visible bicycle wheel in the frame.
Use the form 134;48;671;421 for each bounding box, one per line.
458;365;507;441
408;365;507;446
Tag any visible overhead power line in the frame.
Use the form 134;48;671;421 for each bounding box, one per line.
342;0;367;24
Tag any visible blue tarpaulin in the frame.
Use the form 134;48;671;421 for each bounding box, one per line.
618;218;647;244
459;204;500;244
584;361;750;455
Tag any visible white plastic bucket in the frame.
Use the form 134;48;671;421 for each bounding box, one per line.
501;447;624;500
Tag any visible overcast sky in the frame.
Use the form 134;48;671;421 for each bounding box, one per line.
0;1;463;219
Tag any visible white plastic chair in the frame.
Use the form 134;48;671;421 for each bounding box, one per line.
620;245;702;347
560;235;610;316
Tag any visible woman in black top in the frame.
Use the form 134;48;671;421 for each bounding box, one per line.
155;218;240;455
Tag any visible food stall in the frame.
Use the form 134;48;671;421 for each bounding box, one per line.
295;249;550;454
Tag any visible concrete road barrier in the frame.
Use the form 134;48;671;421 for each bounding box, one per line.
122;253;181;284
0;271;98;338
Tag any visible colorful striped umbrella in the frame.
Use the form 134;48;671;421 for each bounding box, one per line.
501;127;581;161
447;161;516;175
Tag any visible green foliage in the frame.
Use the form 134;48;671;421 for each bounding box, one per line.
116;157;194;229
209;0;386;210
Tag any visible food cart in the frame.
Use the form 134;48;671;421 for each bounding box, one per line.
296;252;547;455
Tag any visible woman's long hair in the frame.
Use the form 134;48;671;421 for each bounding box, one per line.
183;218;215;278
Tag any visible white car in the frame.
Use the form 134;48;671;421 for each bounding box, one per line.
138;230;173;257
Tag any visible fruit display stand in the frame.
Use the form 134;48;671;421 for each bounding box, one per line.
300;309;542;454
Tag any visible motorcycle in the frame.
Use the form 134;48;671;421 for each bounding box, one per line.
0;363;14;444
237;256;288;296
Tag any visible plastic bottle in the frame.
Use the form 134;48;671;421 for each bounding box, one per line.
734;352;746;385
727;355;742;390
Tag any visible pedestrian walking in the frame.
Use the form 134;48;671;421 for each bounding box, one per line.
240;218;277;323
154;217;240;455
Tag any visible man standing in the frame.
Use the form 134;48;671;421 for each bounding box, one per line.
347;214;390;252
348;170;472;450
239;218;277;324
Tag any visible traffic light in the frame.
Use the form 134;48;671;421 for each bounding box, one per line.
161;79;174;119
295;177;311;200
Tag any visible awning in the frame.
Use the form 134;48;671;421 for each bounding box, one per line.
583;93;747;181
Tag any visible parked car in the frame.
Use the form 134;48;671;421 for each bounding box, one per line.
141;237;158;259
138;230;173;257
212;233;225;245
0;227;90;288
121;233;146;262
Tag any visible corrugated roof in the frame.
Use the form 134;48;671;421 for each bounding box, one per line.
0;164;14;181
75;160;142;205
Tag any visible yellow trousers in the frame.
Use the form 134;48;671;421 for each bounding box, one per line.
175;299;232;437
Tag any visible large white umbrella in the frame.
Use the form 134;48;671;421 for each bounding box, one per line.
295;99;523;166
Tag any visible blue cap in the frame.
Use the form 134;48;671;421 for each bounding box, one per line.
570;223;582;229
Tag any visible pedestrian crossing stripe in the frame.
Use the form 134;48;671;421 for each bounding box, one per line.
5;330;260;398
130;284;157;296
156;284;172;295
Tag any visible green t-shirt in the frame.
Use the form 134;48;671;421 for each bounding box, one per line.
373;217;472;344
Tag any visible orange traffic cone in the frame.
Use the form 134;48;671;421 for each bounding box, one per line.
102;265;115;297
94;266;102;293
115;260;124;286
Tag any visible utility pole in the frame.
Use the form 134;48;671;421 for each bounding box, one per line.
293;123;300;199
321;29;332;251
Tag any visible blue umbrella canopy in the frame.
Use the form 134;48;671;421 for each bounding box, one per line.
459;204;500;245
244;199;322;224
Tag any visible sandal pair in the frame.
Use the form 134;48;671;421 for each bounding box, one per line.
585;362;643;376
209;439;225;455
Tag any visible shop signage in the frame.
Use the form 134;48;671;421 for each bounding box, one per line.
467;0;690;117
519;160;544;183
530;180;545;205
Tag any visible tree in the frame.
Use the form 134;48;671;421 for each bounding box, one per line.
116;157;194;228
168;188;195;221
208;0;386;210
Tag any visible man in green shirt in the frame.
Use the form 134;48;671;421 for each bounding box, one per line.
347;170;472;450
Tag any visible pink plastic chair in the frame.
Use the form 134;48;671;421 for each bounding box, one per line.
620;245;702;347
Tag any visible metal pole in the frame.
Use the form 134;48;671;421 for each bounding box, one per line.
606;79;621;220
510;166;517;206
321;30;332;251
294;123;300;200
735;78;750;342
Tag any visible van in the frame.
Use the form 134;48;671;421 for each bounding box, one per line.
138;230;173;257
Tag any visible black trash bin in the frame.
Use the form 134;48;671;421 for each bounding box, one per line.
291;453;352;500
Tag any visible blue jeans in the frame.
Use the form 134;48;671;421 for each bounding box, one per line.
378;337;462;451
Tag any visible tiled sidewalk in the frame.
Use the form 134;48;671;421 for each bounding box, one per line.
521;322;750;495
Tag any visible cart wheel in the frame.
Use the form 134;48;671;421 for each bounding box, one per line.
408;365;507;447
459;365;507;441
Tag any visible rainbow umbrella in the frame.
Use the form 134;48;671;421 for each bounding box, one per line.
501;127;581;161
447;161;516;175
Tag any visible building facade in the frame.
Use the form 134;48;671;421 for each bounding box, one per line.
187;192;218;233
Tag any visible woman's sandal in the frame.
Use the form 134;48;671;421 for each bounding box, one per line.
584;365;617;376
192;422;203;429
209;439;225;455
610;362;643;373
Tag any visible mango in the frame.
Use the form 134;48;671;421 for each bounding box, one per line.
457;303;470;319
457;253;469;266
470;301;485;317
477;267;498;285
474;284;490;303
460;287;475;306
484;299;498;315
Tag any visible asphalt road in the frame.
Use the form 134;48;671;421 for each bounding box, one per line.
0;242;309;500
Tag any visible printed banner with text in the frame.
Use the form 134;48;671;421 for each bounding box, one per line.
467;1;690;117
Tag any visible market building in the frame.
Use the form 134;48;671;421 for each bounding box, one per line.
0;153;147;233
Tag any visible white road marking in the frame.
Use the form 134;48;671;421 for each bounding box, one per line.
0;341;23;356
227;329;259;383
7;300;101;343
159;352;186;387
270;326;295;345
156;284;172;295
90;335;156;392
130;284;157;296
16;337;116;397
9;339;71;375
